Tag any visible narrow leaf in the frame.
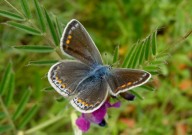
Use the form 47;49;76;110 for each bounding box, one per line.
20;0;31;18
55;17;62;38
18;104;39;129
130;43;143;68
0;125;12;133
28;60;58;66
45;9;59;46
151;31;157;55
0;62;12;95
13;45;54;53
113;46;119;63
144;65;159;72
43;87;54;91
140;85;155;91
139;42;145;65
6;21;41;35
5;73;15;107
34;0;46;32
12;89;31;120
56;97;65;102
122;44;137;68
144;36;151;60
130;90;143;100
0;10;24;21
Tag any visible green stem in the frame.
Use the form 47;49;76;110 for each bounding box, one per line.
0;96;17;134
25;114;65;134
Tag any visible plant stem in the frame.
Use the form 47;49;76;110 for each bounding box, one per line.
25;114;65;134
0;96;17;134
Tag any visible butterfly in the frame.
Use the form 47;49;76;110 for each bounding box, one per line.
48;19;151;113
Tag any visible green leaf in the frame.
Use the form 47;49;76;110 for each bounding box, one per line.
113;46;119;63
122;44;137;68
144;36;151;60
0;10;24;21
130;90;143;100
13;45;54;53
12;89;31;120
0;125;12;134
56;97;65;102
55;17;62;38
0;62;12;95
140;85;155;91
144;65;159;73
6;21;41;35
44;9;59;46
18;104;39;129
34;0;46;32
130;43;143;68
138;42;145;65
43;87;54;91
5;73;15;107
151;31;157;55
28;60;58;66
20;0;31;18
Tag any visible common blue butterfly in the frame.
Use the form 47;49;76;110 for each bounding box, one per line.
48;19;151;113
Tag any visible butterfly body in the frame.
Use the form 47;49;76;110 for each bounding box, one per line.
48;19;151;113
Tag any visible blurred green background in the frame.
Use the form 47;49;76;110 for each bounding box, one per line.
0;0;192;135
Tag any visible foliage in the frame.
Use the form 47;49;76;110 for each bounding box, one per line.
0;0;192;135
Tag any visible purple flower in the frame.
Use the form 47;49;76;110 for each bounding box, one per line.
75;101;121;132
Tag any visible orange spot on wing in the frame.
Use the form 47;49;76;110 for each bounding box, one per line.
127;82;132;85
121;84;126;88
66;40;70;44
68;35;72;39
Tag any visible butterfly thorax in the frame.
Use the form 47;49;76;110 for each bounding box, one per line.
89;65;110;79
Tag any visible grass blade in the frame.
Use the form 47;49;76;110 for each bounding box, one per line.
113;46;119;64
13;45;54;53
6;21;41;35
0;62;12;95
20;0;31;18
18;104;39;129
12;89;31;120
34;0;46;32
28;60;58;66
0;10;24;21
45;9;59;46
151;31;157;55
5;73;15;107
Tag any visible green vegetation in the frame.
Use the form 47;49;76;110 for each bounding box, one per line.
0;0;192;134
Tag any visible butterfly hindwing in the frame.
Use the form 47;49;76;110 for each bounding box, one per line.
60;19;103;67
106;68;151;96
48;61;90;97
70;76;108;113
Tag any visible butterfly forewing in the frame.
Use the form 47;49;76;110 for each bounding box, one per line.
60;19;103;67
106;68;151;96
48;61;90;97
